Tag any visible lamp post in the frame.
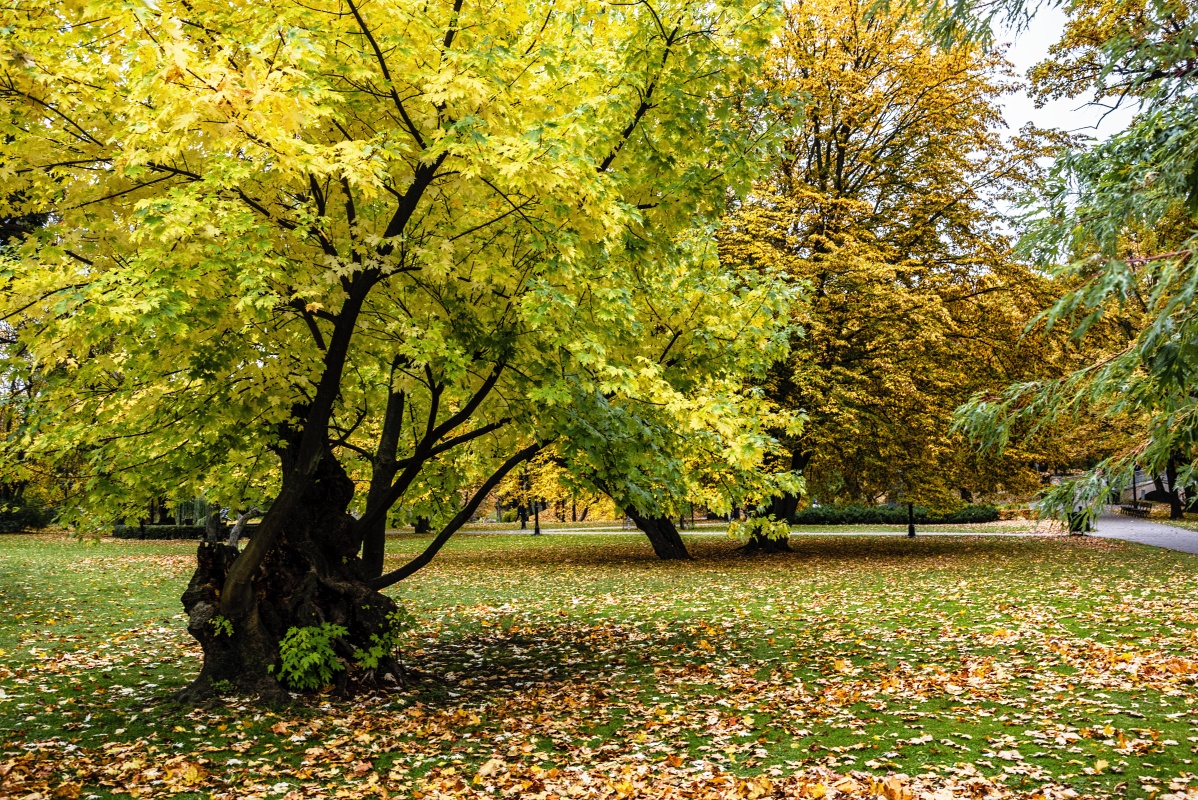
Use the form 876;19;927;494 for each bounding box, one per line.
895;473;915;537
519;467;529;530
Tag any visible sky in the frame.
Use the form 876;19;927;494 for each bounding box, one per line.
997;5;1138;141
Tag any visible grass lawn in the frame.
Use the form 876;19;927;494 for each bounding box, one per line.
417;518;1055;534
2;530;1198;798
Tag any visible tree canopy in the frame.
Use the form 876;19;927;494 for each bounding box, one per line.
955;0;1198;516
0;0;798;697
718;0;1113;515
3;0;1188;703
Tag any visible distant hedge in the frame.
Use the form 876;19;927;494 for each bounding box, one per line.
789;503;999;526
113;524;206;539
112;523;262;540
0;500;54;533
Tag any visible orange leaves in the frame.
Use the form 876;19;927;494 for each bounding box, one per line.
1042;636;1198;691
421;763;1067;799
9;532;1198;800
0;750;208;798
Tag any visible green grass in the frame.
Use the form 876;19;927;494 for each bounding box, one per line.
432;518;1052;534
2;530;1198;798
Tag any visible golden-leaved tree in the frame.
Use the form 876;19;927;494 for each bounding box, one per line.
0;0;798;699
720;0;1122;529
956;0;1198;521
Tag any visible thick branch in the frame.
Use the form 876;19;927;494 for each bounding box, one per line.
420;417;510;463
371;441;545;589
380;155;448;245
353;364;506;535
290;299;328;350
226;507;263;547
428;362;505;442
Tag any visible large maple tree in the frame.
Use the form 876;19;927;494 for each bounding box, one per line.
0;0;795;699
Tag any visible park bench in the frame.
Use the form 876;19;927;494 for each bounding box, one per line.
1118;505;1152;518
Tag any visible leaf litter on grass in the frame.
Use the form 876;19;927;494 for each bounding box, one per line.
4;532;1198;798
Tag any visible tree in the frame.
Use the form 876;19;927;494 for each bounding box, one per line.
719;0;1111;532
0;200;58;531
954;0;1198;519
497;451;616;525
0;0;795;700
495;451;693;558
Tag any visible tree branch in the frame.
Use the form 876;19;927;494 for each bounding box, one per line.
370;441;545;589
427;362;505;443
344;0;427;150
226;507;264;546
598;26;678;173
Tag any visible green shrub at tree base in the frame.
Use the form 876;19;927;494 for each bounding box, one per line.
0;500;54;534
272;623;348;692
789;504;999;526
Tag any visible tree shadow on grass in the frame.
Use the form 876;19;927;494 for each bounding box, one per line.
402;616;697;711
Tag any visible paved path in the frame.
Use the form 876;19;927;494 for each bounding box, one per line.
1089;511;1198;554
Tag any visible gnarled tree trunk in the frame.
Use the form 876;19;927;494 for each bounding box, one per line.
769;493;799;524
625;507;691;560
180;453;401;702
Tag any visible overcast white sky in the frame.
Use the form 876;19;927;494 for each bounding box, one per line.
997;5;1138;140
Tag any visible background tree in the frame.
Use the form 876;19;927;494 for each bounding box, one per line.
720;0;1121;530
0;0;795;700
0;202;58;531
955;0;1198;519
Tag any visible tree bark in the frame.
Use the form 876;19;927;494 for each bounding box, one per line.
765;450;809;523
1167;455;1186;520
180;452;401;703
361;386;405;579
769;493;799;524
226;508;263;547
624;507;691;560
205;509;225;543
